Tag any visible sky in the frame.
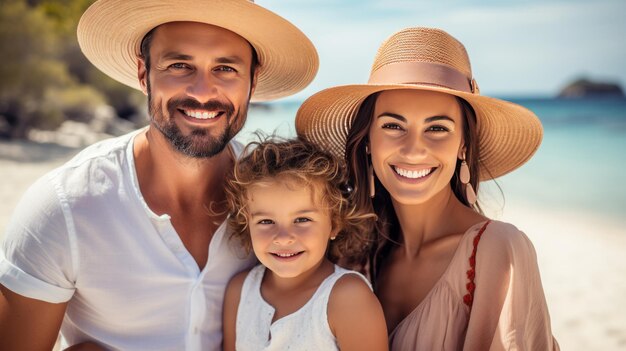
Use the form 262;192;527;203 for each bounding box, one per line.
258;0;626;101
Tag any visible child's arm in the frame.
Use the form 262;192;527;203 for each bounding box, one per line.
328;274;389;351
222;270;248;351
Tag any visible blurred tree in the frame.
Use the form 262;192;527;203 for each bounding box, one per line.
38;0;146;121
2;0;70;137
0;0;145;139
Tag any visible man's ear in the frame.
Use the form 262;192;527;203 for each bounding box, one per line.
137;57;148;96
249;66;260;97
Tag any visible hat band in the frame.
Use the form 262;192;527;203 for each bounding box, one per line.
368;61;473;93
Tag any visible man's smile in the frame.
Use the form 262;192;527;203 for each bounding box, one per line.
182;109;222;120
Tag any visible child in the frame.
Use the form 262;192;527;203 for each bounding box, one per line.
222;138;388;351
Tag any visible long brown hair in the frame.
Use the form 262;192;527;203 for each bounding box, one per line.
345;91;483;285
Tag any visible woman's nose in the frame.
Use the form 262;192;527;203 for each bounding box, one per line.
400;131;427;158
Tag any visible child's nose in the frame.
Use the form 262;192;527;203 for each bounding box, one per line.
272;228;295;245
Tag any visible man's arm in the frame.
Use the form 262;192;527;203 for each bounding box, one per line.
0;284;67;350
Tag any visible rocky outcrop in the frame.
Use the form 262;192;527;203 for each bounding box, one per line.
558;78;624;98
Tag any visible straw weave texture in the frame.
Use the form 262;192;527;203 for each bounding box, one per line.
372;28;472;78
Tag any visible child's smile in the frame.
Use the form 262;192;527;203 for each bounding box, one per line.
246;179;337;280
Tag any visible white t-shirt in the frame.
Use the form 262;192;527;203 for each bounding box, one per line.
235;264;371;351
0;130;256;351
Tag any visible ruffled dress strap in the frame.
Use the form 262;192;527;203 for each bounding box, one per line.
462;220;491;309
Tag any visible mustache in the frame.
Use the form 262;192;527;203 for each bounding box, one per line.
167;97;235;117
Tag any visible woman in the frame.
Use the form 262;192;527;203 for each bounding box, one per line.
296;27;559;350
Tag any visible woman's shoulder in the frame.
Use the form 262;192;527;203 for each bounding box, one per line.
481;220;532;244
476;220;537;262
467;220;543;299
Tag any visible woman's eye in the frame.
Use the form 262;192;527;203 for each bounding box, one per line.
294;217;312;224
258;219;274;225
427;125;450;132
381;123;403;130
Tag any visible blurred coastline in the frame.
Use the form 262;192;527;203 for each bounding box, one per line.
2;97;626;350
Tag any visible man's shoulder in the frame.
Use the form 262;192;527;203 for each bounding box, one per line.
43;130;141;200
60;130;139;171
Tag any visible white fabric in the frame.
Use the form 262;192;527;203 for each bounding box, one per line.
0;130;256;351
235;264;370;351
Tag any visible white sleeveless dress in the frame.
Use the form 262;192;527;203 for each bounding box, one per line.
235;264;370;351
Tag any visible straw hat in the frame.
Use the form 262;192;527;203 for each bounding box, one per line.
296;27;542;180
77;0;318;102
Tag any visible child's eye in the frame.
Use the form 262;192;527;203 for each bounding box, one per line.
257;219;274;225
294;217;312;224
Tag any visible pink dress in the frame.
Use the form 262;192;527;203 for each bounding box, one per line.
388;220;559;350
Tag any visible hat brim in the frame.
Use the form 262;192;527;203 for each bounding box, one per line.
296;84;542;180
77;0;318;102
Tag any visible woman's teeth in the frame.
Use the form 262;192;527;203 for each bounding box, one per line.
394;166;433;179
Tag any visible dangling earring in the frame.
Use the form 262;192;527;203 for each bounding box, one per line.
366;145;375;198
459;154;477;206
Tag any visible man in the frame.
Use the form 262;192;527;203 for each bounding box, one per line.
0;1;318;350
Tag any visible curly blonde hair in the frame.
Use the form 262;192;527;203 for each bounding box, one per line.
225;137;376;265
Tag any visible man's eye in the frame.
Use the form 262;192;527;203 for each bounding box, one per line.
169;63;190;70
215;66;236;72
294;217;312;224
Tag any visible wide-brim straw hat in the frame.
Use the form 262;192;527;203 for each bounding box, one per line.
296;27;542;180
77;0;318;102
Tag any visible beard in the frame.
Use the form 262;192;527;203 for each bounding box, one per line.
147;92;247;159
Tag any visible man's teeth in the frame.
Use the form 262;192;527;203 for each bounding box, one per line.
185;110;219;119
275;252;299;258
394;167;432;179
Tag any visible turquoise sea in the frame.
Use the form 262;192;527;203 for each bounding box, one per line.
240;97;626;226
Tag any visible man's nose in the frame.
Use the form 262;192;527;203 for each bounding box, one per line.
186;71;219;103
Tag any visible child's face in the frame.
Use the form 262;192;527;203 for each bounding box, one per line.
246;179;337;279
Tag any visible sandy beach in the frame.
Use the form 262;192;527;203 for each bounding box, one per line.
1;138;625;350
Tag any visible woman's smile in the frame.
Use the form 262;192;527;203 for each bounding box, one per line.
391;165;437;182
